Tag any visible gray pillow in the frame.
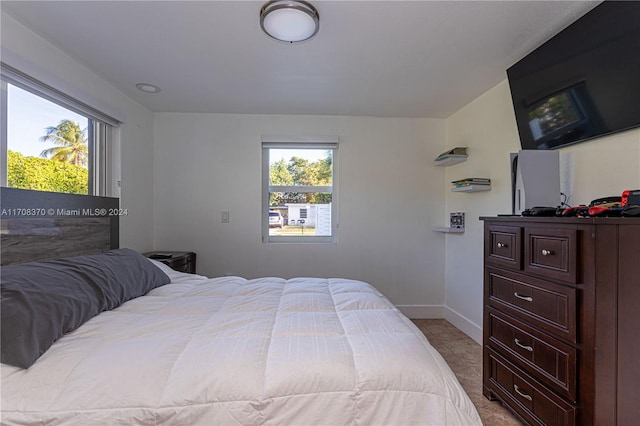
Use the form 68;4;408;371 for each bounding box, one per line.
1;248;170;369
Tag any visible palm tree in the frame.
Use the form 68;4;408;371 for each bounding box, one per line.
40;119;88;167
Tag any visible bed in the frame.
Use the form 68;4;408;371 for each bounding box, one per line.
0;189;481;425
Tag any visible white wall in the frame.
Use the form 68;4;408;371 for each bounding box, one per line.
443;81;520;342
444;79;640;343
1;11;156;251
7;7;639;339
558;130;640;206
153;113;448;307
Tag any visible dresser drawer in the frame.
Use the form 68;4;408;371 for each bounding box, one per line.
486;348;576;426
525;228;577;283
486;267;577;343
487;308;577;401
486;225;522;270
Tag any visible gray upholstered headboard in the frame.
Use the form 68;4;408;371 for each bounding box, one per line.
1;188;119;265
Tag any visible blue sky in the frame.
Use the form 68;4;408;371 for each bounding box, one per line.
270;148;330;164
8;84;88;158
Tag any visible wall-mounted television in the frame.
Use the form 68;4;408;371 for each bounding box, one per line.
507;1;640;150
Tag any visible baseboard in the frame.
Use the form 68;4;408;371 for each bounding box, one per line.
444;306;482;345
395;304;483;345
395;305;444;319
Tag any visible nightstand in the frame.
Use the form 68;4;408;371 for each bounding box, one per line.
144;251;196;274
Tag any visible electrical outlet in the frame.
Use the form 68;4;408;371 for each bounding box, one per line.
221;211;230;223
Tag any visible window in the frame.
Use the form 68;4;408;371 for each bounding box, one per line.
1;63;119;196
262;135;338;243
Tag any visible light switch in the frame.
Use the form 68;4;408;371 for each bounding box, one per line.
221;211;230;223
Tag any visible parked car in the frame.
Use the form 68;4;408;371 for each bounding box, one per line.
269;211;283;228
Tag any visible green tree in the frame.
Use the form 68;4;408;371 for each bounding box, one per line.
305;155;332;203
287;156;310;184
269;153;333;206
288;155;332;187
7;150;88;194
270;159;293;186
269;159;293;206
315;155;332;184
40;119;88;167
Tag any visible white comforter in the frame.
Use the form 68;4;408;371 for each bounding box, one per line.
2;265;481;425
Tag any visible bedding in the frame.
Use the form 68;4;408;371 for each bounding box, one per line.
1;261;481;425
0;249;170;368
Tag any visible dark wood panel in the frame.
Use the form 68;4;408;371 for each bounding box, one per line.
524;227;577;283
617;227;640;426
1;188;119;264
488;308;577;401
590;224;618;425
482;217;640;425
144;251;197;274
486;224;523;270
486;267;577;343
486;349;576;426
1;218;111;264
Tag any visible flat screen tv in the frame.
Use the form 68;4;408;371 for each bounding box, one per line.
507;1;640;150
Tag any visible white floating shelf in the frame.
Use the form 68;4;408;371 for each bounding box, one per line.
432;226;465;233
451;184;492;193
434;155;467;167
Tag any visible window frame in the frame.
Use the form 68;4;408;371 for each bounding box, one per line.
262;135;339;244
0;63;120;196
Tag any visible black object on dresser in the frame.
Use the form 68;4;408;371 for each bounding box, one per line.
144;251;196;274
481;217;640;426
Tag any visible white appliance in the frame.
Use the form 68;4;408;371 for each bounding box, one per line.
510;150;560;215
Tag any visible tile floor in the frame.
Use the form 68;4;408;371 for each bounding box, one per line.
412;319;523;425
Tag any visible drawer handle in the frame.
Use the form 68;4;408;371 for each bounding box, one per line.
514;338;534;352
514;384;533;401
541;249;553;256
497;242;507;248
514;292;533;302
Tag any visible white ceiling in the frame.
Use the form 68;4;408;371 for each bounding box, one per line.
1;1;598;118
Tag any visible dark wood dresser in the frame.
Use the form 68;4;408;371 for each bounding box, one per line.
144;251;196;274
481;216;640;425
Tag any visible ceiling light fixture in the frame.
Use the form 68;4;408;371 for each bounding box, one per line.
135;83;161;94
260;0;319;43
